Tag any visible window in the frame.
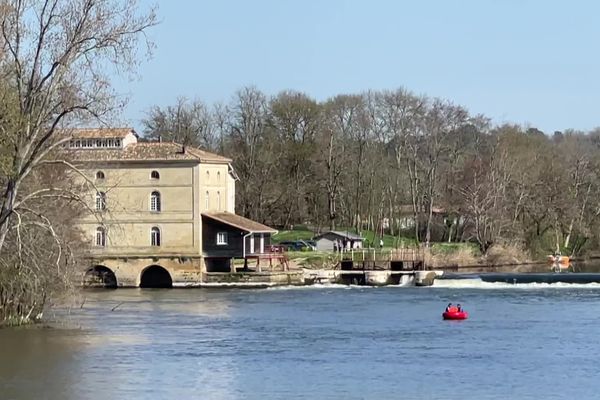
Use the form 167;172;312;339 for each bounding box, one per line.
206;170;210;182
217;191;221;210
96;171;105;180
151;227;161;246
95;191;106;211
217;232;228;245
95;227;106;247
150;191;161;212
205;191;209;209
150;170;160;179
217;171;221;182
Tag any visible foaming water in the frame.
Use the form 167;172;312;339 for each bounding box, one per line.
433;278;600;290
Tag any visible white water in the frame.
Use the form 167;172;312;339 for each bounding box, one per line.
433;278;600;289
267;278;600;291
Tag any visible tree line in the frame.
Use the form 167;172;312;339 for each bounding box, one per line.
144;89;600;256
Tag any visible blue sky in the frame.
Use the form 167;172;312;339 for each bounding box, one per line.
118;0;600;133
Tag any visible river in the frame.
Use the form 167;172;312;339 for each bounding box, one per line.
2;279;600;400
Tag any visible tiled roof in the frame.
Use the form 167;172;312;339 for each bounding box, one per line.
202;212;277;233
67;128;137;139
69;142;232;163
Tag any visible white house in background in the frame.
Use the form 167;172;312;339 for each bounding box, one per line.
313;231;364;251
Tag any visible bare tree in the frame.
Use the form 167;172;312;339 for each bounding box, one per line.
142;97;216;149
0;0;156;325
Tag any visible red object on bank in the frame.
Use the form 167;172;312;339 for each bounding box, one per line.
442;310;468;320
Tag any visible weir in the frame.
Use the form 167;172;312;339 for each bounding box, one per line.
304;248;442;286
480;272;600;284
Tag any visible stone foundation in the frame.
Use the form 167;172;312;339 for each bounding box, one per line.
202;271;304;287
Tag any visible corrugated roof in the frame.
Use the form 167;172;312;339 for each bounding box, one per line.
202;212;277;233
69;142;232;163
314;231;364;240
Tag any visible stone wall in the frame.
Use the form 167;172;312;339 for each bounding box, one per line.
84;257;203;287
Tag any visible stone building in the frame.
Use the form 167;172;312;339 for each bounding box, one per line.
68;128;293;287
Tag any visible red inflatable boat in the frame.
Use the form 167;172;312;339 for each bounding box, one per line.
442;310;468;320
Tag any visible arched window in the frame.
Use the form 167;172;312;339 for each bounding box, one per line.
95;191;106;211
96;171;105;180
151;227;161;246
217;191;221;210
150;191;161;212
150;170;160;180
206;170;210;182
205;191;209;210
95;227;106;247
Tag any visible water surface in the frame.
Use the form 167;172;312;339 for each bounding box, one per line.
2;281;600;400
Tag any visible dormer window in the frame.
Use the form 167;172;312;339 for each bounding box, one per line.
151;171;160;180
96;171;105;180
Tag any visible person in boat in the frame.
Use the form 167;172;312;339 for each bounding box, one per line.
445;303;453;312
456;304;462;312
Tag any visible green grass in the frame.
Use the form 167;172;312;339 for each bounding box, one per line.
272;228;416;248
272;229;315;243
359;230;417;248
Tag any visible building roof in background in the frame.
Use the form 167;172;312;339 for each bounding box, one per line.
314;231;364;241
68;128;138;139
397;205;446;214
202;212;277;233
69;142;232;163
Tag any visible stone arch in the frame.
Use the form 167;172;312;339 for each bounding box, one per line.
83;265;117;288
139;265;172;288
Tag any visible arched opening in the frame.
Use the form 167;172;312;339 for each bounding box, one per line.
151;226;161;246
150;170;160;179
140;265;172;288
96;171;105;180
150;191;161;212
95;191;106;211
83;265;117;288
95;226;106;247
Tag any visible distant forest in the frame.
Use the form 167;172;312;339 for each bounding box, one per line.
142;87;600;256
